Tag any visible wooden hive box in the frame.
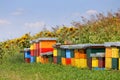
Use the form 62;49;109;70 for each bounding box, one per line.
38;38;57;54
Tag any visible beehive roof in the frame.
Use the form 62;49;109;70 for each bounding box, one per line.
89;44;104;47
38;38;57;41
24;48;30;51
53;43;61;48
40;51;53;56
104;42;120;47
60;44;91;49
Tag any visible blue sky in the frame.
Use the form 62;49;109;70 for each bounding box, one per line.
0;0;120;41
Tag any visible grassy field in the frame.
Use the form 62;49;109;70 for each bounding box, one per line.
0;54;120;80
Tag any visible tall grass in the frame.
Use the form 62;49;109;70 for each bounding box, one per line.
1;53;120;80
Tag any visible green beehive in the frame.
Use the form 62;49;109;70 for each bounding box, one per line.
86;48;105;58
86;48;91;58
70;49;74;58
61;49;66;57
112;58;118;69
57;48;62;56
48;55;53;63
91;48;105;53
57;56;61;64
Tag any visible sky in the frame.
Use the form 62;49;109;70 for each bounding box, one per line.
0;0;120;41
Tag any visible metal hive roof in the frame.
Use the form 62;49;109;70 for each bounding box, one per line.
60;44;91;49
104;42;120;47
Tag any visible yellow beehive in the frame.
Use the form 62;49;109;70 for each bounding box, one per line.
92;58;98;67
53;48;57;56
61;58;66;65
79;59;87;68
30;45;34;50
75;59;80;68
112;47;119;58
105;47;112;58
39;56;42;62
36;57;40;63
105;58;112;69
119;58;120;70
71;58;75;66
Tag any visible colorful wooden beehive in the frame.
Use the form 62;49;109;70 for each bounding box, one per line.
38;38;57;54
104;42;120;70
30;40;36;63
24;48;30;63
60;44;88;67
53;43;61;64
86;44;105;70
23;40;120;71
38;38;57;63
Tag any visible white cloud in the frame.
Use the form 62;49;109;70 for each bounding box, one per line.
86;10;98;15
11;8;24;16
0;19;11;25
24;21;45;28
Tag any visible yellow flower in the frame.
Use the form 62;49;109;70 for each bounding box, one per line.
5;44;9;48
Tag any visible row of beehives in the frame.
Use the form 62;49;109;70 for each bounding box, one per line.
23;38;120;70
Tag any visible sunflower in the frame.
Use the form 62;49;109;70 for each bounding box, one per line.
5;44;9;48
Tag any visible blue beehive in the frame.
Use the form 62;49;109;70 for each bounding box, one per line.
24;48;31;58
25;51;31;58
30;56;35;63
66;49;71;58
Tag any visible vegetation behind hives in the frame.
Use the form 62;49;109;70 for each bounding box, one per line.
0;10;120;61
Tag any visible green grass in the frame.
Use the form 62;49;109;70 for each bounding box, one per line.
1;54;120;80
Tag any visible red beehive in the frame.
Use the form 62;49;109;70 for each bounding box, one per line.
66;58;71;65
53;56;57;64
40;48;54;53
98;57;105;68
35;40;40;56
30;40;35;56
25;58;30;63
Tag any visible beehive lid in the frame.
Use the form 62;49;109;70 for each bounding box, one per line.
35;39;39;43
40;51;53;56
38;38;57;41
53;43;61;48
30;40;35;44
24;48;30;51
60;44;91;49
104;42;120;47
89;44;104;47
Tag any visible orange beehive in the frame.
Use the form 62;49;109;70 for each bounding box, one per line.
74;49;80;59
71;58;75;66
75;52;80;59
105;47;112;58
40;40;56;48
40;56;48;64
38;38;57;54
61;58;66;65
79;49;86;58
79;53;86;58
